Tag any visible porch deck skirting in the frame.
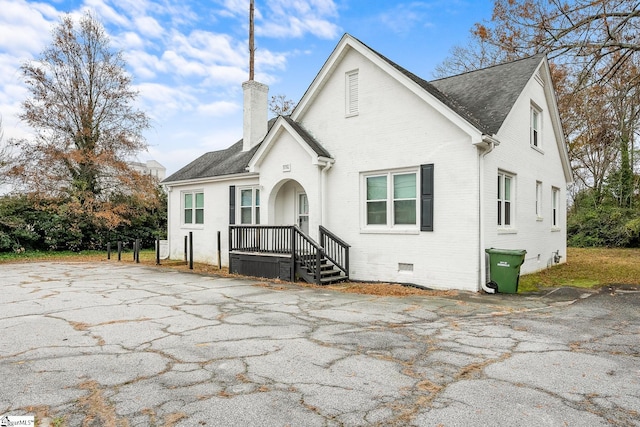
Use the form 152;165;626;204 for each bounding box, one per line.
229;251;293;281
229;224;349;285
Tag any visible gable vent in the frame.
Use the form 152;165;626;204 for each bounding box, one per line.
346;70;359;116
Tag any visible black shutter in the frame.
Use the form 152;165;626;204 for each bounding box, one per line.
420;164;434;231
229;185;236;225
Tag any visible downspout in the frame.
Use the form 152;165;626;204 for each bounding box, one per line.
479;135;500;293
320;160;333;227
164;184;172;258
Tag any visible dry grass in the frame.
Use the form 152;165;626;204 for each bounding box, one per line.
0;249;458;297
4;247;639;295
519;247;640;292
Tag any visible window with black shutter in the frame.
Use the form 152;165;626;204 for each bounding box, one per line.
420;164;434;231
229;185;236;225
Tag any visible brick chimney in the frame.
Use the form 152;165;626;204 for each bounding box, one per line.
242;80;268;151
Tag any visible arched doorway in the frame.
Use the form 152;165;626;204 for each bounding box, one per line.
272;179;308;232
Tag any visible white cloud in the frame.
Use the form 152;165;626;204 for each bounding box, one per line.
135;82;198;116
259;0;339;39
115;31;146;50
133;15;164;39
0;0;344;175
161;50;208;77
377;2;434;35
83;0;130;27
196;101;239;117
0;0;59;57
170;30;246;67
123;49;165;79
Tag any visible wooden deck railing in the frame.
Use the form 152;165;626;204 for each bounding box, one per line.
229;225;349;283
319;225;350;276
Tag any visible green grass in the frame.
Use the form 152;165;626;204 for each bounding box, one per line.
519;247;640;292
0;249;156;263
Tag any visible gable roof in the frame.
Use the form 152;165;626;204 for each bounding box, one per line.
163;118;277;183
363;44;492;134
430;54;545;135
248;115;332;172
282;116;331;158
293;34;545;138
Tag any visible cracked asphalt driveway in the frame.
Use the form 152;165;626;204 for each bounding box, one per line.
1;262;639;426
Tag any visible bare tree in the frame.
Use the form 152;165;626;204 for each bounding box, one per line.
436;0;640;207
434;35;510;78
10;12;150;203
474;0;640;85
0;117;12;188
268;94;296;117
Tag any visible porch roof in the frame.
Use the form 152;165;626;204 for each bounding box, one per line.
282;116;331;158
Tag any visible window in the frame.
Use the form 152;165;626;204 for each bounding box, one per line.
552;187;559;228
536;181;543;219
531;104;542;148
346;70;358;116
365;170;417;229
498;172;515;227
184;191;204;225
239;186;260;225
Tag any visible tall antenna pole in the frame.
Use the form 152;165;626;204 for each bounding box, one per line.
249;0;255;81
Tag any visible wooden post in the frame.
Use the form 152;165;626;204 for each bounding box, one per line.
217;231;222;269
135;239;140;263
189;231;194;270
107;242;111;260
117;241;122;261
133;240;136;262
249;0;255;81
156;239;160;265
290;226;296;281
184;235;188;265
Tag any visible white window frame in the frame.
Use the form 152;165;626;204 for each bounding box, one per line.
183;190;204;226
361;168;419;233
530;103;542;150
536;181;543;220
498;171;516;230
345;69;359;117
238;186;260;225
551;186;560;230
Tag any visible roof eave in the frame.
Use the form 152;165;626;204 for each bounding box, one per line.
162;172;259;188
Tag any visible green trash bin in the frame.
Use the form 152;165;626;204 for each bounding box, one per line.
485;248;527;293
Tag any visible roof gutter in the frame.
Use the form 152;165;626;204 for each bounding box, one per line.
477;134;501;149
162;172;259;188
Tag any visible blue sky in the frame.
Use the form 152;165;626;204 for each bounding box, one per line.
0;0;494;176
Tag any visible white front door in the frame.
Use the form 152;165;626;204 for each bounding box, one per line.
298;193;309;234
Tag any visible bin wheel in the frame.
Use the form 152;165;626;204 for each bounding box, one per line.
487;281;499;292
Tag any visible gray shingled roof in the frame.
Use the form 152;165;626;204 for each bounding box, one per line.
163;116;331;184
430;54;545;135
282;116;331;158
362;37;544;135
162;139;258;183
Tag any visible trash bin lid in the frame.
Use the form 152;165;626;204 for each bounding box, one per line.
485;248;527;256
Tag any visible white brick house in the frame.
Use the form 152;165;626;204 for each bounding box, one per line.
162;34;572;292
